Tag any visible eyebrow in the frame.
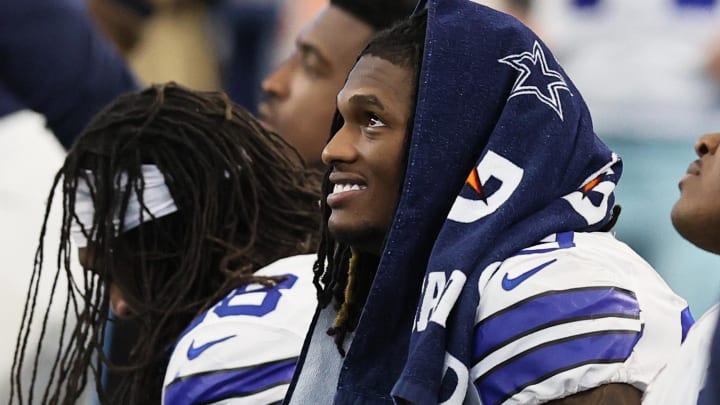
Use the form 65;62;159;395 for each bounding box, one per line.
348;94;385;111
298;41;331;69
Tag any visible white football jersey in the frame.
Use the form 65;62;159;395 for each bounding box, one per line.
162;254;317;405
471;231;691;404
642;304;719;404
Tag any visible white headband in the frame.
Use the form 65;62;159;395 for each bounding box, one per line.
71;164;178;247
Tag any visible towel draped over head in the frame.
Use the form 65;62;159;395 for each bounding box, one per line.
330;1;622;403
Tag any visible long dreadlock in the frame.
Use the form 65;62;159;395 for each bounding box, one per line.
10;83;321;404
312;12;428;355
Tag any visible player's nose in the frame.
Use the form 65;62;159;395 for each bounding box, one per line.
695;132;720;157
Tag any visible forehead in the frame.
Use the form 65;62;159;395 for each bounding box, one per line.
299;5;375;70
339;56;414;110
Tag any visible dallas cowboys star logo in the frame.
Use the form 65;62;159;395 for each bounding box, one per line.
498;40;572;120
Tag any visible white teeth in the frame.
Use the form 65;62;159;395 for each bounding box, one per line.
332;183;367;194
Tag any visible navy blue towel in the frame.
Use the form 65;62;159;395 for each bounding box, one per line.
333;0;622;403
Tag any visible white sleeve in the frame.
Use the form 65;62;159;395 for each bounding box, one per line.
163;323;301;405
162;254;317;405
642;305;719;404
470;232;690;405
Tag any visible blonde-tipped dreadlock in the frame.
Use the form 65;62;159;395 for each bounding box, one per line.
326;250;376;356
335;251;362;328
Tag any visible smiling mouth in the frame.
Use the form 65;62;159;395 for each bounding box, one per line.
332;183;367;194
327;179;368;208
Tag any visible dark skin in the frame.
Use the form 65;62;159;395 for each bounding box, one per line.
396;384;640;404
259;5;375;168
548;384;641;404
78;246;134;318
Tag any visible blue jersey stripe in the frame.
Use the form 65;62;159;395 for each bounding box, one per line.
556;231;575;248
475;330;639;405
515;232;575;256
164;357;297;405
473;287;639;361
681;306;695;343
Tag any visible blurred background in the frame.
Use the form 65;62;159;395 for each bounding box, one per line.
1;0;719;402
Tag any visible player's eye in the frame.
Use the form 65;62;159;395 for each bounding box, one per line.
300;51;327;79
366;113;387;128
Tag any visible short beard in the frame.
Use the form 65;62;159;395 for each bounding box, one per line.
330;226;388;257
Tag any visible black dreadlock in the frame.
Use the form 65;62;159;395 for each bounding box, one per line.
10;83;321;404
312;11;428;355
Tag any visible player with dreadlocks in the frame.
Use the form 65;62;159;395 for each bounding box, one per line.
311;11;425;355
286;2;691;404
10;83;321;404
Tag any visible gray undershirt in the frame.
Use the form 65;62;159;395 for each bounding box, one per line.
287;307;352;404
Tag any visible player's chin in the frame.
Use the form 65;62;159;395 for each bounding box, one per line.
327;221;385;255
671;205;720;254
328;218;360;243
670;202;690;235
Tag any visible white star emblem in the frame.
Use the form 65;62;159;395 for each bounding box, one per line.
498;40;572;120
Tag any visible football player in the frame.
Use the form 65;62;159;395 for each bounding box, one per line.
258;0;417;169
286;3;690;404
11;83;320;404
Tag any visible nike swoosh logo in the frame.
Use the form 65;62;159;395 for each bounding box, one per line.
501;259;557;291
187;334;236;360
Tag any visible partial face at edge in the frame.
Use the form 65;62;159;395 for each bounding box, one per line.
78;246;134;318
259;5;375;168
671;132;720;254
322;56;415;255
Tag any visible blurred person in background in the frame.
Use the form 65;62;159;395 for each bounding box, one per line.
10;83;320;404
90;0;299;116
129;0;219;91
209;0;283;113
87;0;154;56
529;0;720;315
0;0;137;401
0;0;138;148
259;0;418;169
91;0;222;91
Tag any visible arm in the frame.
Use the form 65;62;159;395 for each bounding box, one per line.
163;269;316;405
547;383;641;405
471;232;688;405
0;0;139;148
